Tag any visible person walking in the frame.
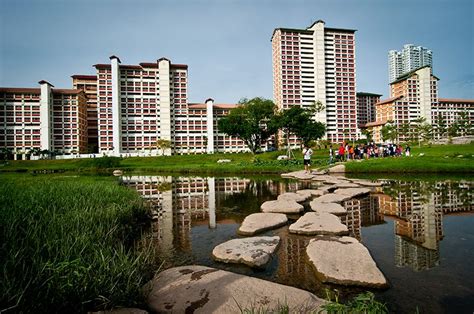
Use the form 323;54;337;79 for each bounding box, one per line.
303;145;313;173
338;144;345;162
329;147;334;164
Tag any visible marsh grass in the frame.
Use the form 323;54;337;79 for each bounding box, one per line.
0;175;156;313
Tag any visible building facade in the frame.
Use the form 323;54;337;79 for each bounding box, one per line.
72;75;98;152
91;56;247;156
272;20;358;143
0;81;88;159
389;44;433;83
357;92;382;126
432;98;474;138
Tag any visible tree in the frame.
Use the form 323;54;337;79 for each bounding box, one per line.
397;123;411;143
433;114;447;139
457;111;471;136
411;117;432;147
156;139;172;155
380;121;397;143
447;122;459;139
361;128;373;143
218;97;277;154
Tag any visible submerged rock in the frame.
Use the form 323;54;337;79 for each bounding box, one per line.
261;200;304;214
212;236;280;267
306;236;388;288
238;213;288;236
145;266;327;313
289;212;349;236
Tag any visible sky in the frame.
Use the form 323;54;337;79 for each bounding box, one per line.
1;0;473;103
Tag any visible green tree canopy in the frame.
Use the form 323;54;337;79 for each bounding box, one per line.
217;97;277;154
381;121;397;143
274;105;326;147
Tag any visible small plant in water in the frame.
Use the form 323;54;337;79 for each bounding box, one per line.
320;289;388;314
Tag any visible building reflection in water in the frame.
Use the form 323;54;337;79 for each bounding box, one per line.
121;176;472;274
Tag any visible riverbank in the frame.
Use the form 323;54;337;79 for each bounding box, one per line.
1;143;473;174
0;176;157;313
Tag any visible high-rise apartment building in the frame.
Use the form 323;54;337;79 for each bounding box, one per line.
72;75;98;152
92;56;247;156
389;44;432;83
357;92;382;126
272;20;357;143
0;81;88;159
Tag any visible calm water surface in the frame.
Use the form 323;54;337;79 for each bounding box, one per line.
121;175;474;314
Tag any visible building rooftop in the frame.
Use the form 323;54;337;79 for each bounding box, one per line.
71;74;97;80
390;65;439;84
375;96;404;106
438;98;474;104
271;20;356;41
357;92;383;97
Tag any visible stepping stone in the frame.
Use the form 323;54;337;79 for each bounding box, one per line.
261;200;304;214
328;164;346;173
318;185;337;193
278;192;309;203
311;193;352;204
297;189;326;197
334;187;371;198
238;213;288;236
212;236;280;267
350;179;383;187
289;212;349;236
146;266;327;313
312;175;334;182
281;170;313;180
334;182;361;188
306;236;388;288
310;201;347;215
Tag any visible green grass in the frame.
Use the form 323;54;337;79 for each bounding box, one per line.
1;143;473;174
0;175;157;313
321;291;388;314
345;143;474;174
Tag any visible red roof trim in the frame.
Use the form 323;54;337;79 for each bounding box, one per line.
438;98;474;104
375;96;403;106
0;87;41;94
71;75;97;80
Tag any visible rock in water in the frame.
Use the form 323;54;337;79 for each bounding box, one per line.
277;192;309;203
145;266;327;313
261;200;304;213
289;212;349;235
212;236;280;267
306;236;388;288
238;213;288;236
309;201;347;215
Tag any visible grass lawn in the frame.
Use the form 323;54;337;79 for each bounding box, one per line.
344;143;474;173
1;143;473;174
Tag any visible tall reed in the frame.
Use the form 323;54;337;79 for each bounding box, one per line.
0;175;156;313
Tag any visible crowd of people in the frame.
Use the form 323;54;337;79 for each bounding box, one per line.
329;142;411;163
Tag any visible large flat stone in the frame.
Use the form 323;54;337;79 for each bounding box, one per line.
281;170;314;180
334;182;361;188
289;212;349;235
306;236;388;288
334;187;371;198
311;193;352;204
146;266;326;313
350;179;383;187
238;213;288;236
328;165;346;173
261;200;304;213
277;192;309;203
310;201;347;215
297;189;327;197
212;236;280;267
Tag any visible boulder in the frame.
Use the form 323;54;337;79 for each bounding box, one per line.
238;213;288;236
334;187;371;198
261;200;304;214
310;201;347;215
311;193;352;204
212;236;280;267
328;164;346;173
289;212;349;236
306;236;388;288
277;155;289;160
277;192;309;203
146;266;326;313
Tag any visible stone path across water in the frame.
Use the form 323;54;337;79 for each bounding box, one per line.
238;213;288;236
261;199;304;213
289;212;349;236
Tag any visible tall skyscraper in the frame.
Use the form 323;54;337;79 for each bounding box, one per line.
388;44;432;83
272;20;357;143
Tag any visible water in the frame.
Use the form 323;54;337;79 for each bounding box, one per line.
121;175;474;313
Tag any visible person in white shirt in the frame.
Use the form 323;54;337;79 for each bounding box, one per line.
303;145;313;173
